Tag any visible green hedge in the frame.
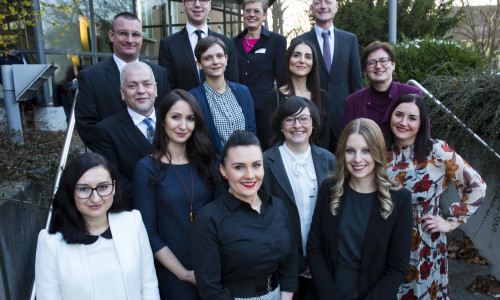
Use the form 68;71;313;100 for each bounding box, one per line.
393;37;485;84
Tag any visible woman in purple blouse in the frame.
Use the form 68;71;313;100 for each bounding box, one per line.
340;41;423;137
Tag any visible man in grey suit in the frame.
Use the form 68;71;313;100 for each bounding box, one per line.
158;0;238;91
75;12;170;149
296;0;364;137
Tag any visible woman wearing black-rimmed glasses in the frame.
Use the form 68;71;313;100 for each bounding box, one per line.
262;97;336;299
35;153;159;300
341;41;423;137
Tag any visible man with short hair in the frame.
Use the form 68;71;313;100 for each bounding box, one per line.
158;0;238;91
75;12;170;149
92;61;158;209
296;0;364;138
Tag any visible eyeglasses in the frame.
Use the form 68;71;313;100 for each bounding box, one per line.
366;57;391;68
185;0;210;5
113;30;143;39
244;8;263;15
283;115;312;126
74;184;114;199
313;0;335;6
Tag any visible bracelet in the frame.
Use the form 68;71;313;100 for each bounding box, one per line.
445;220;453;232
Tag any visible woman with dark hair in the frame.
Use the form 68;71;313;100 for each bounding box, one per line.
307;118;413;300
341;41;423;137
190;36;256;155
233;0;286;148
35;153;159;299
261;97;336;299
385;94;486;300
134;89;220;300
261;38;335;151
191;130;298;300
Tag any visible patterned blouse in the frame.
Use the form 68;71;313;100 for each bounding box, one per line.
204;81;245;144
386;139;486;300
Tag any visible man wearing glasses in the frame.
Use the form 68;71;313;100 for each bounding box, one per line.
296;0;364;138
158;0;238;91
75;12;170;149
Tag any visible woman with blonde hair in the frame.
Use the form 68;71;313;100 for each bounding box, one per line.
307;118;412;300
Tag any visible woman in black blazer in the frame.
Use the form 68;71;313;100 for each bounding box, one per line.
233;0;286;150
262;97;335;299
307;118;412;300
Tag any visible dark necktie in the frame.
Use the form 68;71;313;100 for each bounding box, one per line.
194;30;206;82
142;117;155;144
322;30;332;73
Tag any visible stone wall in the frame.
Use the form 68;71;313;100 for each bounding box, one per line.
0;182;49;300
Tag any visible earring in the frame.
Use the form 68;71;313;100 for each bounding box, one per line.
223;175;227;180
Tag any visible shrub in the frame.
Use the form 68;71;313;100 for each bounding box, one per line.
393;36;485;84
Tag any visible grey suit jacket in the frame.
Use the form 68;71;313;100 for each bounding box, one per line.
261;143;336;273
296;28;364;137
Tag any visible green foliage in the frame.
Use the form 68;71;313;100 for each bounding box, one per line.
393;37;485;84
334;0;463;48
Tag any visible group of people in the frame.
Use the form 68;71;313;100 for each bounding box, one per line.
34;0;487;300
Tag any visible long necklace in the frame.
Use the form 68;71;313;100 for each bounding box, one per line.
170;164;195;222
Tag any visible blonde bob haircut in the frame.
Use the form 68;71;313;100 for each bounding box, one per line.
330;118;400;219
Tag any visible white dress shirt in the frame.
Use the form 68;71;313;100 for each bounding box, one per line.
186;23;208;54
128;107;156;139
314;24;335;64
113;54;139;71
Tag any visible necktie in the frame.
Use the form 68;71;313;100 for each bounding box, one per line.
322;30;332;73
194;30;206;82
143;117;155;144
194;30;203;43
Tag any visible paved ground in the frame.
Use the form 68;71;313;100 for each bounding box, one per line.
449;258;497;299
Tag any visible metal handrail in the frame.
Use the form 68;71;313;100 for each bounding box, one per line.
406;79;500;161
30;89;79;300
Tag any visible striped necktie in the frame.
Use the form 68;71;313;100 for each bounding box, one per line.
142;117;155;144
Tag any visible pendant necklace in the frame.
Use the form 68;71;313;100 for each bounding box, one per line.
245;34;258;48
171;164;195;222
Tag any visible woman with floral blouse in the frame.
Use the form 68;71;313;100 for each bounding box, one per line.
385;94;487;300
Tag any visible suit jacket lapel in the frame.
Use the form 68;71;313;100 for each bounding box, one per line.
311;145;330;184
267;146;295;204
180;28;201;85
117;111;150;154
234;29;249;59
306;29;328;75
104;58;124;108
331;28;343;76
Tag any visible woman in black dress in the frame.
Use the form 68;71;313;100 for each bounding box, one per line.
261;38;336;152
191;130;298;300
307;118;412;300
134;89;219;299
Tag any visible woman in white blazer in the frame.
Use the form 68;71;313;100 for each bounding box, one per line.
35;153;160;300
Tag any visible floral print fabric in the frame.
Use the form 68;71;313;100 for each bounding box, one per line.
386;140;486;300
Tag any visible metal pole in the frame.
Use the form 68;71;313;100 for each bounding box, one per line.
1;65;23;144
388;0;397;43
32;0;51;105
29;89;79;300
407;79;500;161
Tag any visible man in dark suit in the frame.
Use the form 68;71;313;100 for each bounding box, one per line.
91;61;158;209
296;0;364;137
75;12;170;149
158;0;238;91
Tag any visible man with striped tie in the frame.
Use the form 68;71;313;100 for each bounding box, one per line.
92;61;158;209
